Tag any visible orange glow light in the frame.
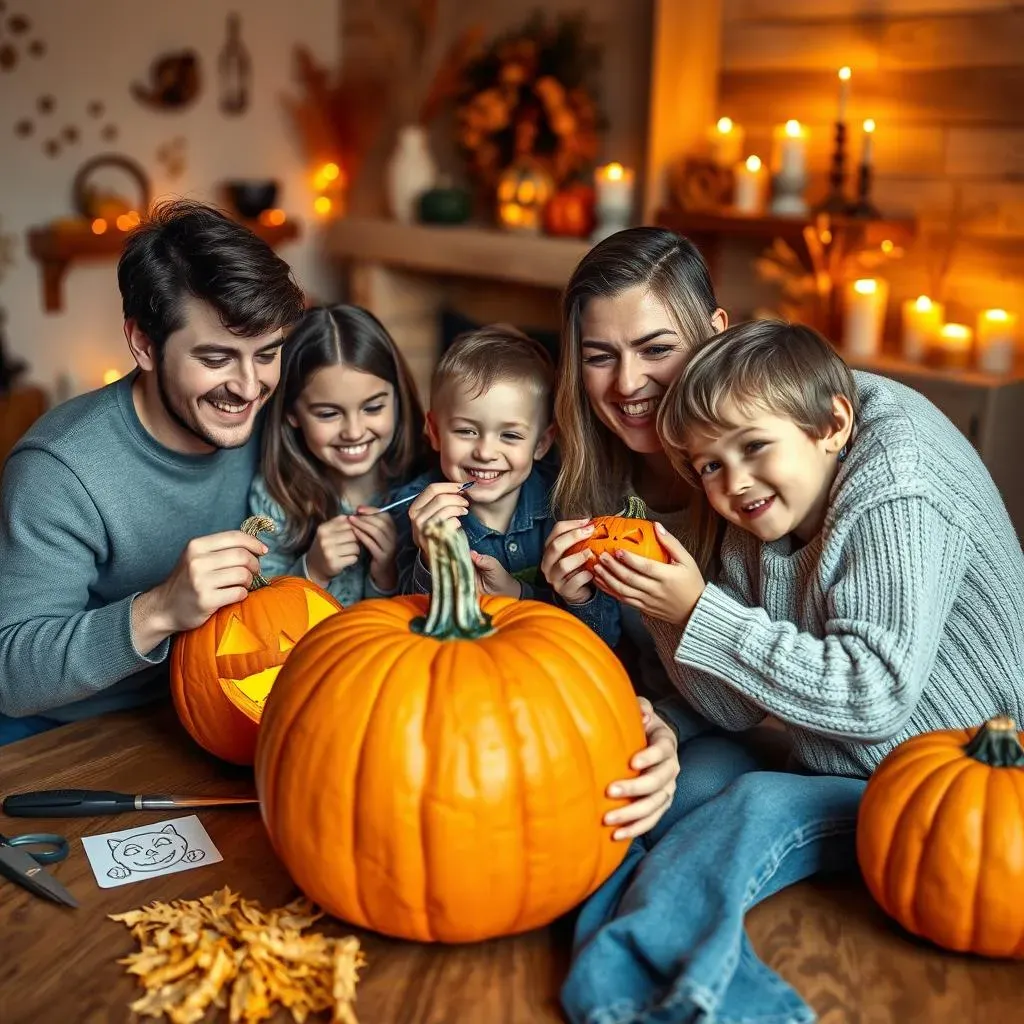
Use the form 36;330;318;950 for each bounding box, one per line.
116;214;134;231
838;66;852;82
91;218;108;235
102;369;122;385
321;162;340;181
259;208;287;227
314;196;332;216
745;155;762;173
716;117;734;135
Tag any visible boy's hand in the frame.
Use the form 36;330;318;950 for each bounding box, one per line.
592;522;705;626
306;515;361;588
469;551;522;598
603;697;680;840
350;507;399;592
541;519;598;605
409;482;471;556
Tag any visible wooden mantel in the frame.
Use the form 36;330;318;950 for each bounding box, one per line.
326;217;590;290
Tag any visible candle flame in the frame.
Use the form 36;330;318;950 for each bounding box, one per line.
605;162;625;181
717;117;734;134
320;162;340;182
863;118;876;133
984;309;1010;322
914;295;933;312
784;120;802;137
313;196;332;216
853;279;877;295
745;155;762;172
838;66;852;81
940;323;972;340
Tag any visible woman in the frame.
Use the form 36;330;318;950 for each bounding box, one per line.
547;229;852;1024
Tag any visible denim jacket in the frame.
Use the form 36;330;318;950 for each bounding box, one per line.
395;464;558;602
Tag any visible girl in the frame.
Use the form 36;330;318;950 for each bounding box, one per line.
249;304;431;604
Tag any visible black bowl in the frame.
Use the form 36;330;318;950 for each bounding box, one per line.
225;179;279;219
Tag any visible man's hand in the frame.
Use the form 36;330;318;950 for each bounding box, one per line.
131;530;267;654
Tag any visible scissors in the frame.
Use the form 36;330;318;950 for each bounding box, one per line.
0;830;77;907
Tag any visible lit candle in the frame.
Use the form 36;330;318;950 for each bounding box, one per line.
861;119;876;167
733;155;766;215
976;308;1018;374
935;323;974;369
837;67;851;123
708;117;745;168
843;278;889;358
773;120;808;179
901;295;944;362
592;162;636;241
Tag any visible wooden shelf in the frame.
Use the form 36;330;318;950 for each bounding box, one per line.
27;217;302;313
326;216;591;290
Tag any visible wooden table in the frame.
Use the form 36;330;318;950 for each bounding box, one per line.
2;706;1022;1023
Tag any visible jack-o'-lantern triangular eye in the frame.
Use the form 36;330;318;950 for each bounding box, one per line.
217;615;264;656
279;631;297;653
622;527;645;546
306;589;337;629
592;523;610;540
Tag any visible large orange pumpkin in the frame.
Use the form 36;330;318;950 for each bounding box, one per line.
255;517;646;943
567;495;670;565
857;716;1024;958
171;516;341;766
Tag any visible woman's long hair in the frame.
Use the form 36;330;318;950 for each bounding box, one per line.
262;304;429;553
553;227;721;572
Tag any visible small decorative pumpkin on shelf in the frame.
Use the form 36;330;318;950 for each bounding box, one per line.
255;517;646;943
857;716;1024;958
495;158;555;234
566;495;670;564
417;179;473;225
543;182;596;238
170;516;341;766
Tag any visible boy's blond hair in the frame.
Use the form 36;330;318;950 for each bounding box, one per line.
658;320;861;484
430;324;555;420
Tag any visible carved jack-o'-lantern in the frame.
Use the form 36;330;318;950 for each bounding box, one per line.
171;517;342;765
566;496;670;565
496;159;555;233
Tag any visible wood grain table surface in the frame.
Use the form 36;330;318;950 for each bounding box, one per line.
1;704;1022;1024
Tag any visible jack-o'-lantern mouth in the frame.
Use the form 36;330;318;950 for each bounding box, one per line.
219;666;283;722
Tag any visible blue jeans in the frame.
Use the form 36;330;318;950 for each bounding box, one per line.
0;713;61;746
563;729;866;1024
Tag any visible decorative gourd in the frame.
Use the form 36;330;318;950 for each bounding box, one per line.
171;516;341;766
255;517;646;943
857;717;1024;958
542;183;596;238
566;495;670;565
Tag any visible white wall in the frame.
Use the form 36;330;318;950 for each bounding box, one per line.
0;0;340;397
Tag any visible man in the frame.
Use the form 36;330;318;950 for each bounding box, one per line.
0;200;305;743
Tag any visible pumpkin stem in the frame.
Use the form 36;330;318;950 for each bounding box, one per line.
412;518;494;640
964;716;1024;768
623;494;650;519
240;515;276;591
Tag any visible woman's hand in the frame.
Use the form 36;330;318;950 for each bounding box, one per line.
592;522;705;626
350;507;399;592
603;697;680;841
408;482;470;556
541;519;598;605
306;516;361;588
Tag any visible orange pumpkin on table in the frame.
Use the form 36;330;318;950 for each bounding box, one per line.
857;716;1024;958
567;495;670;565
255;517;646;943
171;516;341;766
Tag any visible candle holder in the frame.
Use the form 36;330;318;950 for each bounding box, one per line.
848;161;881;219
770;165;808;217
814;122;849;215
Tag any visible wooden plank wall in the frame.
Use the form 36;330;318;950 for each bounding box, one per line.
717;0;1024;324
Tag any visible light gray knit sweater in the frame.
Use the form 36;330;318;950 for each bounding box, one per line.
647;371;1024;778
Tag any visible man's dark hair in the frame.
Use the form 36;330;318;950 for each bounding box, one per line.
117;199;305;347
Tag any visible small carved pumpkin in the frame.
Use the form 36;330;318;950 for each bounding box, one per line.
543;183;596;238
566;495;670;564
256;518;646;943
171;516;341;765
857;716;1024;958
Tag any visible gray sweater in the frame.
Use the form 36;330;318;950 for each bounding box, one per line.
0;373;259;721
647;371;1024;778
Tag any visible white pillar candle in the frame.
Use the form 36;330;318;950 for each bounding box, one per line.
935;323;974;369
772;120;807;179
843;278;889;358
592;162;636;241
976;308;1018;374
901;295;944;362
837;67;851;123
860;118;876;167
708;117;745;168
733;155;766;215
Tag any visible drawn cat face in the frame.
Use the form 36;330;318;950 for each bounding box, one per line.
108;824;188;872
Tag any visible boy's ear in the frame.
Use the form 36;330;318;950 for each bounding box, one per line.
825;395;855;454
711;308;728;334
425;411;441;452
533;421;557;462
124;319;156;371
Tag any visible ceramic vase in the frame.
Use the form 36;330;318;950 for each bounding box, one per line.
386;125;438;224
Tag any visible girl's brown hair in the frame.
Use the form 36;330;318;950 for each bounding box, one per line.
261;304;430;553
553;227;722;570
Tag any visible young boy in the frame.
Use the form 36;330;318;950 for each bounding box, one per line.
397;325;558;600
595;318;1024;776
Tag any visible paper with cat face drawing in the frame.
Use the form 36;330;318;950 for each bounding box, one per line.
81;815;222;888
